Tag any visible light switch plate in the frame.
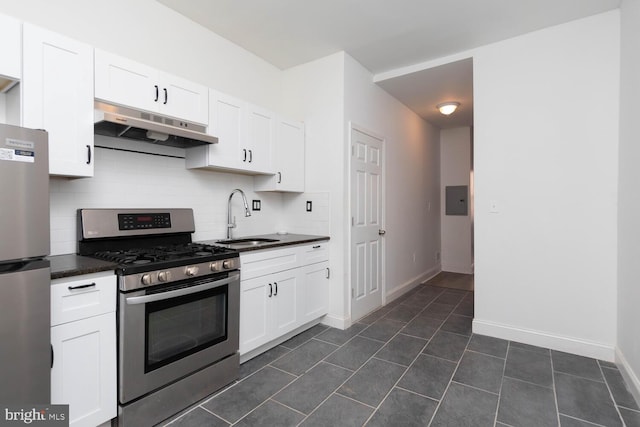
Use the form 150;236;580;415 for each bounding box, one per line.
252;200;261;211
306;201;312;212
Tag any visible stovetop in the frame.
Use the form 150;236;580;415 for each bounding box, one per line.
93;243;233;265
90;242;239;276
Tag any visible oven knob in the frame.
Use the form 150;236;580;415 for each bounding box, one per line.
222;260;232;269
158;271;171;282
210;262;220;272
185;266;199;277
141;274;153;286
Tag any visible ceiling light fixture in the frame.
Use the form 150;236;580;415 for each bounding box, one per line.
437;102;460;116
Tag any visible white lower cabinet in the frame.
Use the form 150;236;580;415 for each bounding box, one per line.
239;243;329;356
51;272;116;427
239;269;300;353
301;261;330;323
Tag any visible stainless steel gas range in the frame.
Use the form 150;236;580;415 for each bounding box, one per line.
78;208;239;427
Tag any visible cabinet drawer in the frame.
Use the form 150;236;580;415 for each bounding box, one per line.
240;247;300;280
51;272;116;326
300;242;330;265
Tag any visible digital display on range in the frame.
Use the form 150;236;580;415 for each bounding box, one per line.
118;213;171;230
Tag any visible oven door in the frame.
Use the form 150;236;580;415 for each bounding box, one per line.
118;271;240;404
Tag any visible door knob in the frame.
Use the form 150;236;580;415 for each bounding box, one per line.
378;229;386;236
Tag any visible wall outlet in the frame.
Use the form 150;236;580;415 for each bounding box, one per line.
306;201;312;212
252;200;261;211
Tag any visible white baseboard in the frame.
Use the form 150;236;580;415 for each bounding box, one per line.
385;266;441;304
473;318;616;361
441;263;473;274
321;313;350;330
616;347;640;408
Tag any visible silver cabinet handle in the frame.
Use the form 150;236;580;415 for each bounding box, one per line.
126;273;239;305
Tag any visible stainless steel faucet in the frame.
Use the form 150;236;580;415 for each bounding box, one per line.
227;189;251;239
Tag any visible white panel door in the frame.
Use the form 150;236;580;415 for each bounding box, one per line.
350;128;384;321
22;24;94;177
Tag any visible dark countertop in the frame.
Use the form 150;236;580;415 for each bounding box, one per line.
48;254;118;280
198;233;330;253
48;234;329;278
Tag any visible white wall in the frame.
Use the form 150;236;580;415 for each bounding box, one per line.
344;55;441;307
441;127;473;274
281;52;347;326
50;138;285;255
473;11;620;360
280;53;440;326
617;0;640;403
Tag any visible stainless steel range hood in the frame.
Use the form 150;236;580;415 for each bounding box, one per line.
94;101;218;149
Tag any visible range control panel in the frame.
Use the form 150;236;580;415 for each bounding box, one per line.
118;213;171;230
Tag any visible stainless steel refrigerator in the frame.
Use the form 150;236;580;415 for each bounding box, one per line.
0;123;50;404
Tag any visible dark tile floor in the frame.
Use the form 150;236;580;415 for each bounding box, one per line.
162;282;640;427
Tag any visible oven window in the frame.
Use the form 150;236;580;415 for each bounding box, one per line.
145;284;228;373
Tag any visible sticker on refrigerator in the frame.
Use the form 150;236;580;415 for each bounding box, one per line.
6;137;35;150
0;147;35;163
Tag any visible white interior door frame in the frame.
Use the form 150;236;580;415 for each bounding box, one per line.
347;122;386;323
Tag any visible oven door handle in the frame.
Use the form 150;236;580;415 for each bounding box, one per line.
125;273;240;305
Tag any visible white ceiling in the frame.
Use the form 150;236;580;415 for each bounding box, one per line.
157;0;620;128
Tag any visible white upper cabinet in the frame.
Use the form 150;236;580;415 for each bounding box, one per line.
185;89;274;175
22;24;94;177
254;118;305;192
245;104;275;173
0;13;21;81
94;49;208;125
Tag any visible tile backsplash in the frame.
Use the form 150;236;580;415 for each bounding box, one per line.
49;136;330;255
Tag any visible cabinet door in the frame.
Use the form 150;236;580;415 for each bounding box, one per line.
94;49;158;114
271;270;301;336
239;276;271;354
159;72;208;125
245;104;274;173
51;312;116;427
0;13;21;81
209;90;245;168
276;119;305;191
254;118;304;192
22;24;94;177
301;261;330;323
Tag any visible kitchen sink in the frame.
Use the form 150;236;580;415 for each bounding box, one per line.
215;238;280;246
